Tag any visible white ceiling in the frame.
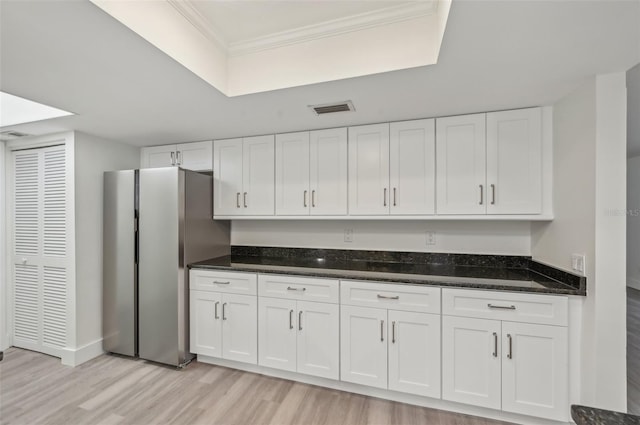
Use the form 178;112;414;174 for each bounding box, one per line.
1;0;639;147
193;1;413;44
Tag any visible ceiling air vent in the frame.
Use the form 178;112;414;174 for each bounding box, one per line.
0;130;32;142
309;100;355;116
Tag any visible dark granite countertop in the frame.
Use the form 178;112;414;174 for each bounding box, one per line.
189;247;586;296
572;405;640;424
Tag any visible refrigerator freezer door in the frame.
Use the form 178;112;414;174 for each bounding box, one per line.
103;170;137;356
138;168;183;366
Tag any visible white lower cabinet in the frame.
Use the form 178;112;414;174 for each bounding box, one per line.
340;305;441;398
190;290;257;364
259;297;339;380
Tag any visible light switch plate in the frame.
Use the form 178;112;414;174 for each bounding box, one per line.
344;228;354;243
425;231;436;246
571;254;585;274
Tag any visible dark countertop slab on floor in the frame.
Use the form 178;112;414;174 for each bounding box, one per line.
189;247;586;296
572;405;640;425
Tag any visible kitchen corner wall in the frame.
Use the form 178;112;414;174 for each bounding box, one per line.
231;220;532;256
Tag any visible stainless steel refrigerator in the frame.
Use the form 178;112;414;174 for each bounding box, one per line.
103;167;230;367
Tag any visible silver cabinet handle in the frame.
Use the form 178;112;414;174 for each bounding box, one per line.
507;334;513;359
176;150;181;165
393;188;397;207
236;192;241;208
392;321;396;344
289;309;294;330
170;151;176;166
491;184;496;205
479;184;484;205
487;303;516;310
222;302;227;320
298;311;303;331
213;281;230;285
214;301;220;320
243;192;248;208
383;188;387;207
311;190;316;207
303;190;308;207
287;286;306;292
493;332;498;357
377;294;399;300
380;320;385;342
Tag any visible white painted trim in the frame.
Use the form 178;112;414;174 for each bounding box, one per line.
0;141;6;351
628;277;640;291
61;338;104;367
213;214;554;221
172;1;438;57
197;355;571;425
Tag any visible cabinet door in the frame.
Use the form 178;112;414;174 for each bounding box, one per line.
309;128;348;215
348;124;390;215
436;114;486;214
213;139;244;216
258;297;297;372
390;119;435;215
442;315;501;409
340;305;387;389
141;145;177;168
486;108;542;214
221;293;257;364
243;135;275;215
388;311;441;398
275;132;310;215
190;290;222;357
176;141;213;171
502;322;568;422
297;301;339;380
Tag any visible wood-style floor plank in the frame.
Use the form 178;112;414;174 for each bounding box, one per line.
628;287;640;415
0;348;513;425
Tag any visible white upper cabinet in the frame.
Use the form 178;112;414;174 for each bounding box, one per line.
486;108;542;214
214;136;275;216
309;128;348;215
243;135;275;215
141;141;213;171
213;138;244;216
275;132;311;216
348;123;390;215
436;114;487;215
390;119;435;215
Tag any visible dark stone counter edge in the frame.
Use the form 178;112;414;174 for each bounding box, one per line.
571;405;640;424
188;260;586;296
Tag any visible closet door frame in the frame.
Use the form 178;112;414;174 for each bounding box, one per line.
4;133;76;359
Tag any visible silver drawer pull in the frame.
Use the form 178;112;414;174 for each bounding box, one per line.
287;286;306;292
213;281;230;285
492;332;498;357
214;301;220;320
377;294;399;300
487;303;516;310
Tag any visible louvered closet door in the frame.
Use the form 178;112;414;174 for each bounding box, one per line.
12;145;68;357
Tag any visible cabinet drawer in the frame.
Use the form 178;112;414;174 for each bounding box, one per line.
442;289;568;326
340;280;440;314
190;270;257;295
258;274;339;303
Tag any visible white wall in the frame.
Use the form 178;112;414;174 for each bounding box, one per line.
628;156;640;290
531;73;628;411
627;63;640;157
232;220;532;256
0;141;6;351
73;132;139;352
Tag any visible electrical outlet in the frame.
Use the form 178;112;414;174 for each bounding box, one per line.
571;254;585;274
425;230;436;246
344;228;354;243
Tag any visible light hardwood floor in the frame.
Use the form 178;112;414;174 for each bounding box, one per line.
629;287;640;415
0;348;514;425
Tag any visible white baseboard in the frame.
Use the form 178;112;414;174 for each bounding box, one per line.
628;277;640;291
197;355;571;425
61;338;104;367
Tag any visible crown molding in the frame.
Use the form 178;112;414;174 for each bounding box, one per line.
168;1;438;58
166;0;228;51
